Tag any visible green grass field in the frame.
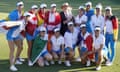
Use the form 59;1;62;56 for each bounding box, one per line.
0;0;120;72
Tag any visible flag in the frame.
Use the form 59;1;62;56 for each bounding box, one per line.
0;20;25;37
0;27;8;34
0;20;8;34
30;35;48;65
0;21;23;27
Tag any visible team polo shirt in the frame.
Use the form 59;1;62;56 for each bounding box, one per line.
75;14;87;30
93;34;105;50
90;15;104;33
51;35;64;51
64;28;79;48
105;19;113;34
80;32;90;48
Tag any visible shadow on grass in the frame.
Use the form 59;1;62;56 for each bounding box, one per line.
0;59;108;72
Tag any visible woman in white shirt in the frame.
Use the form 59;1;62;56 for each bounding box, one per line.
92;26;108;71
74;6;87;30
90;4;104;34
50;27;65;65
64;22;79;66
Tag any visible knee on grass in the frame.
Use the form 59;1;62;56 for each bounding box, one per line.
37;58;44;67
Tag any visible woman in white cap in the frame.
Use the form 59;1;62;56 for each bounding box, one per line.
76;24;93;67
4;1;24;71
92;26;108;70
90;4;104;34
37;3;47;26
60;2;73;36
25;5;38;66
45;3;61;52
85;1;94;33
64;22;79;66
104;6;118;66
45;3;61;33
74;6;87;30
74;6;87;62
50;27;65;65
30;26;52;67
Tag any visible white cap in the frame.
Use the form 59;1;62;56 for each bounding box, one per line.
23;12;31;16
54;28;60;32
79;6;84;10
96;4;102;10
85;2;92;6
51;4;56;7
39;26;46;32
31;5;38;9
94;26;101;31
16;1;24;6
80;24;86;28
62;2;69;6
40;3;47;8
105;6;112;11
68;22;74;26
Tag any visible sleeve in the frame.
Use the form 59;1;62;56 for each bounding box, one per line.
90;16;94;33
111;16;119;40
90;9;95;16
101;35;105;45
56;13;61;24
8;10;18;21
101;17;105;32
85;35;93;51
60;12;67;22
84;15;88;22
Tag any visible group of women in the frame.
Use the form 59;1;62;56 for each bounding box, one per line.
0;1;118;71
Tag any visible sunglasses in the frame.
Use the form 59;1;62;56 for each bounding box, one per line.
55;31;60;32
95;30;100;32
106;9;110;11
69;24;74;27
18;4;23;6
34;8;38;9
43;7;47;9
96;8;100;9
81;27;86;28
41;31;46;32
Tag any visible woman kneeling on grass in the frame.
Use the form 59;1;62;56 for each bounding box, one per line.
64;22;79;66
92;26;108;70
50;27;65;65
76;24;93;67
30;26;52;67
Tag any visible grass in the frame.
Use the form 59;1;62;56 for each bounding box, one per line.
0;0;120;72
